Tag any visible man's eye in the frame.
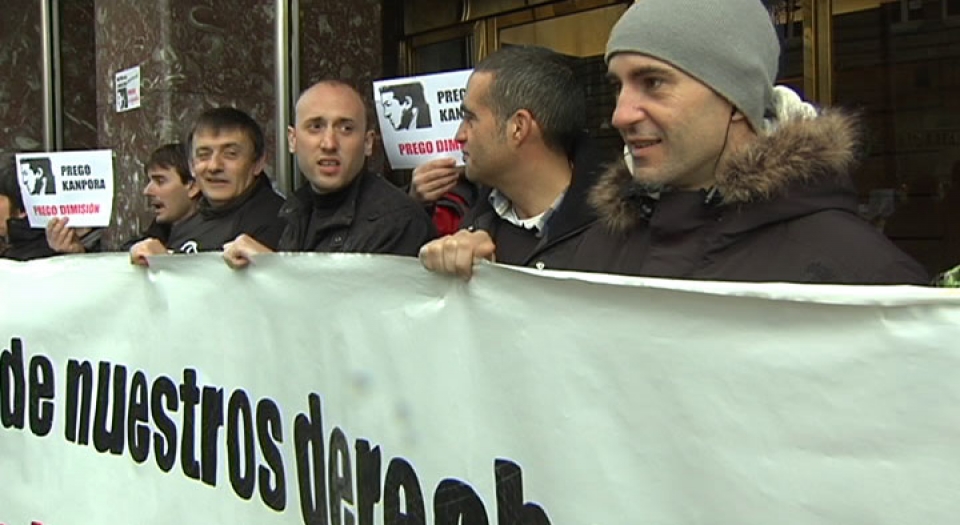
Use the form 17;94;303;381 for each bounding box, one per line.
645;77;664;90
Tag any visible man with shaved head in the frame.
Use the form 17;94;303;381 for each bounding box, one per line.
223;80;435;268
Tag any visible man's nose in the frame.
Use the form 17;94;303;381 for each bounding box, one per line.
320;128;338;150
208;151;225;170
611;91;648;132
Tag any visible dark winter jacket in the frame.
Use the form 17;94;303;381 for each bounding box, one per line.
1;218;102;261
1;218;55;261
462;140;604;269
166;174;285;253
572;112;929;284
120;218;173;251
277;171;436;256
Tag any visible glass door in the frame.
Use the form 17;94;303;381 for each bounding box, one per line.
831;0;960;274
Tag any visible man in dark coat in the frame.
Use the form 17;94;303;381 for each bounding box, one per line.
577;109;927;283
120;142;200;251
422;0;927;285
130;107;286;265
222;80;435;269
417;45;601;278
568;0;926;284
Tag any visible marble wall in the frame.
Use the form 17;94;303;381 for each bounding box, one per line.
0;5;41;253
94;0;277;247
60;0;98;151
0;3;44;162
299;0;386;176
0;1;98;160
300;0;383;95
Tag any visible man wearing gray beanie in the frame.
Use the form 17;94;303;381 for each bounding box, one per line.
567;0;928;283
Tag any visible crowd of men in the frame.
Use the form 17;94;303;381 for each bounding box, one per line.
1;0;952;285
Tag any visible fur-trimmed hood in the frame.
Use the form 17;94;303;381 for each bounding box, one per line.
590;111;862;233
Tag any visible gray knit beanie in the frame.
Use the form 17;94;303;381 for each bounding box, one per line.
605;0;780;133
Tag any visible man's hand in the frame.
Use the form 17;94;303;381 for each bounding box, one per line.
222;234;273;269
45;217;87;254
129;238;167;267
418;229;496;280
410;158;461;204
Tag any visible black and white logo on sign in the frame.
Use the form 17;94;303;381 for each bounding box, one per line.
19;158;56;196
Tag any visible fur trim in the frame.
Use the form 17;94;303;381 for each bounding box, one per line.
590;110;861;232
588;162;648;233
718;110;860;204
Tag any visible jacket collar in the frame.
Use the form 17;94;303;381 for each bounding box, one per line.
281;170;368;229
590;111;861;233
473;135;603;240
198;173;272;219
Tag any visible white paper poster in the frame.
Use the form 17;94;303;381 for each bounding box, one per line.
14;149;115;227
115;65;141;112
373;69;472;169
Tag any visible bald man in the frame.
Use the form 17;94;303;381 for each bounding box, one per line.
223;81;435;268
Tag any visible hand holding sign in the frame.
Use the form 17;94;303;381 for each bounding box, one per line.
45;217;88;254
410;158;461;204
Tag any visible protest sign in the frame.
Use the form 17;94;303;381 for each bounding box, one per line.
13;149;114;228
373;69;472;169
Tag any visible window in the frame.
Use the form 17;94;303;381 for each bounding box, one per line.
832;0;960;274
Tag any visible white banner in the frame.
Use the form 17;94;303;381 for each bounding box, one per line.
373;70;472;169
14;149;115;228
2;254;960;525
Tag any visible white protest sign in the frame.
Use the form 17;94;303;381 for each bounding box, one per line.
115;65;141;112
2;254;960;525
14;149;114;228
373;69;472;169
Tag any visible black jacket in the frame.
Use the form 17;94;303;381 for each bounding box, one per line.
1;218;55;261
463;140;603;269
166;174;285;253
1;218;102;261
120;218;173;251
572;112;929;284
277;171;435;256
